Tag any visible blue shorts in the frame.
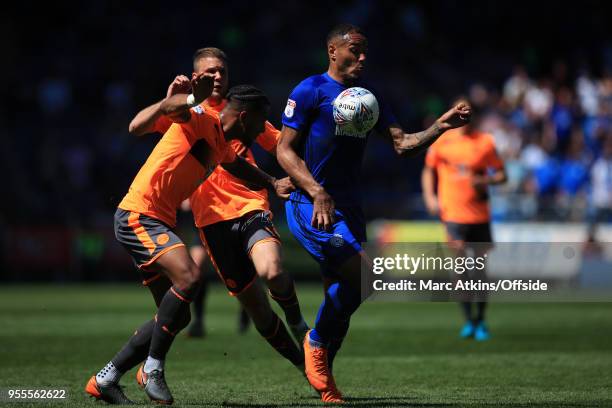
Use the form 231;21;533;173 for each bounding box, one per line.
285;200;366;275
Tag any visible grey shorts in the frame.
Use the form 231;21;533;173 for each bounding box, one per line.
199;211;280;295
114;208;184;284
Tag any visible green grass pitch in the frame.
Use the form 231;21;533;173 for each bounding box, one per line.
1;284;611;407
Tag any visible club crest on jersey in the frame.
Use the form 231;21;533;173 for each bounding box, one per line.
284;99;296;118
192;105;205;115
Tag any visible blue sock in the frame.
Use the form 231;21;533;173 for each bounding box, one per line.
312;282;361;345
328;317;350;371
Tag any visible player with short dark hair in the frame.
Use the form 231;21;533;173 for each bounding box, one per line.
85;76;293;405
277;23;472;403
174;82;310;367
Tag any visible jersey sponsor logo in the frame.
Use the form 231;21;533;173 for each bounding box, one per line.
335;125;367;138
456;163;469;176
284;99;296;118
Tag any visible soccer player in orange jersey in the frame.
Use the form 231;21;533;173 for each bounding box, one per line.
127;47;309;382
130;55;250;338
422;102;507;341
86;75;292;405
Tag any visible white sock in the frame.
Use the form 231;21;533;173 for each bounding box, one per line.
96;361;122;385
143;356;164;373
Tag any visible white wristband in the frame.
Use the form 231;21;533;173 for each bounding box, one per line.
186;94;197;107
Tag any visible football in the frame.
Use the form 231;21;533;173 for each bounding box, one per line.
332;87;380;136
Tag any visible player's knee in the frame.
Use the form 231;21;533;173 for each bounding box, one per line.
189;246;207;267
173;263;201;293
256;257;283;281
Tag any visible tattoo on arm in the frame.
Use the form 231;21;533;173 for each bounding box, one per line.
393;122;444;156
412;122;442;145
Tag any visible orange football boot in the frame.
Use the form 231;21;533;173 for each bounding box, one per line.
303;330;344;403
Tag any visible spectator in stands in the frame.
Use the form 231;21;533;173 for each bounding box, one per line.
590;133;612;223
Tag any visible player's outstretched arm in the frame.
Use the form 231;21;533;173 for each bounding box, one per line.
277;126;335;231
128;75;191;135
221;156;294;199
160;73;214;120
387;102;472;157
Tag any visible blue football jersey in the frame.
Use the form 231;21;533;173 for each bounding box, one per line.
282;72;397;206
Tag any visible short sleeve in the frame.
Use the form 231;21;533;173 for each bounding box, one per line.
255;121;281;153
164;119;196;145
193;110;235;164
175;111;202;145
282;80;316;131
152;115;174;134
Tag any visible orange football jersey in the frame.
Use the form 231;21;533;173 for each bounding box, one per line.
425;129;503;224
119;107;236;227
153;99;280;228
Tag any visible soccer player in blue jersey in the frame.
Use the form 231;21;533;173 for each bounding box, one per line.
277;23;472;403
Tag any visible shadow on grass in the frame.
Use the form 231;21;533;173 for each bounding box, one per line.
178;395;456;407
175;397;611;408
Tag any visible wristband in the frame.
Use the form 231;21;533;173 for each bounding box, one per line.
186;94;197;108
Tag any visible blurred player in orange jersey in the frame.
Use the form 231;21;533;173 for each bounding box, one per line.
128;47;309;376
86;75;293;405
422;101;507;341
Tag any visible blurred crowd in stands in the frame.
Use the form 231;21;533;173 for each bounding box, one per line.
471;65;611;223
1;1;609;229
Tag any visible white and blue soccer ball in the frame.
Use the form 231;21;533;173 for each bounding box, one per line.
332;87;379;136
